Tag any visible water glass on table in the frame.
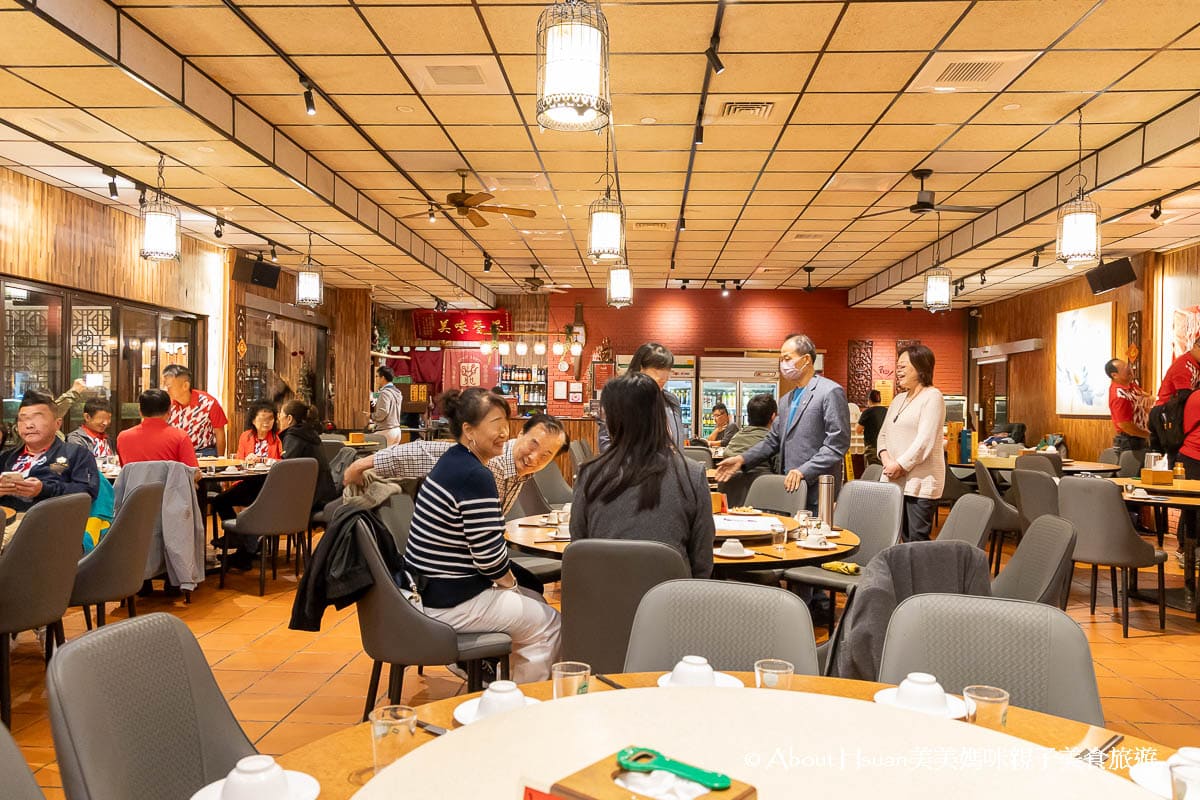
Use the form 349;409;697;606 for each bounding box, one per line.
963;685;1009;729
770;520;787;551
1172;763;1200;799
552;661;591;698
369;705;417;776
754;659;794;690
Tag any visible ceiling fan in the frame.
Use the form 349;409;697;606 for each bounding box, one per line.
801;265;816;292
399;169;537;228
520;266;571;294
854;168;991;220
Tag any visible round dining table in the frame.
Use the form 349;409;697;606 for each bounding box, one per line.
277;673;1170;800
505;514;860;574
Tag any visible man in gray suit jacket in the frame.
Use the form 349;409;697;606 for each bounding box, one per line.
715;333;850;514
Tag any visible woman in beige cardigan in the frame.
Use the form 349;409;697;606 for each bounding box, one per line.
877;344;946;542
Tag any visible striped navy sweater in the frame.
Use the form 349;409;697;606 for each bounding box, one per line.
403;443;511;608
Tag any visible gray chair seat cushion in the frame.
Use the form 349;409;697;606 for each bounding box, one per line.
783;566;860;593
310;510;328;525
510;555;562;582
455;632;513;661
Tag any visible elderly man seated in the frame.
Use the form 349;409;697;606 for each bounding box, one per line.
0;391;99;513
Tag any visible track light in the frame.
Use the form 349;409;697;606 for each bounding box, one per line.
256;251;264;263
904;299;913;312
720;280;728;297
300;77;316;116
678;215;687;231
1032;247;1042;268
680;279;689;291
427;205;437;224
483;254;492;272
705;36;725;75
137;187;146;207
433;297;448;312
734;280;743;291
103;169;119;200
214;220;224;239
979;271;987;286
693;122;704;146
1150;200;1163;220
270;244;278;262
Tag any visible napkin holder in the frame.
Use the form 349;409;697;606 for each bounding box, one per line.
1140;469;1174;486
348;432;365;443
545;752;756;800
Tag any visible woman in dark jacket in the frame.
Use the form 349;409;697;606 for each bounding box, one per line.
597;342;686;452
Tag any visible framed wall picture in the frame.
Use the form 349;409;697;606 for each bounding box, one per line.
569;381;583;394
1055;301;1113;416
553;381;568;401
568;391;583;404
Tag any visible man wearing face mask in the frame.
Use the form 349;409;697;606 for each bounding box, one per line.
342;411;570;514
715;333;850;513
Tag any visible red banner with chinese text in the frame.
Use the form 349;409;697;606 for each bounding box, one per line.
412;310;511;341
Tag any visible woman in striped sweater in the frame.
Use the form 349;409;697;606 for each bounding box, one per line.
404;388;561;683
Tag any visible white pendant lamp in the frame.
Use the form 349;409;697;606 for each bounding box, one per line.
515;340;529;356
535;0;610;132
588;192;625;262
296;232;323;308
140;154;180;261
533;340;547;356
606;265;633;309
552;340;566;356
1056;110;1101;269
923;265;952;313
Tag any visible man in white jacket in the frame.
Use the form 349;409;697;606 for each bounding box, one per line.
370;365;405;446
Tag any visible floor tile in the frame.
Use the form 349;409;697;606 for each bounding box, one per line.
1103;698;1199;725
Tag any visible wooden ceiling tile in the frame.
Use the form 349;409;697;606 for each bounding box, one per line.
531;127;609;152
239;187;331;207
720;2;842;52
1023;121;1137;151
87;107;216;142
616;94;703;127
828;2;969;52
756;172;830;191
279;124;374;152
362;6;491;54
1056;0;1200;49
881;92;994;125
778;124;869;150
704;53;817;93
0;70;69;108
424;95;524;126
1009;51;1154;92
606;4;714;53
0;12;107;66
329;95;437;125
692;151;769;172
1082;90;1194;124
942;124;1042;151
793;93;893;125
768;151;849;171
1111;50;1200;91
611;55;706;94
859;124;956;151
687;172;759;192
243;6;385;55
309;150;393;171
618;151;692;172
292;56;413;95
14;65;174;108
447;125;532;151
808;52;927;93
940;0;1092;50
126;7;272;56
190;56;302;95
973;91;1092;126
478;5;541;55
695;125;784;151
362;125;454;151
0;108;132;142
462;151;545;172
204;166;295;189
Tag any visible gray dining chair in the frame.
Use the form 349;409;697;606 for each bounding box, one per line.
376;492;415;553
975;461;1022;576
70;483;163;629
744;475;806;516
1058;476;1166;637
532;464;573;507
0;493;91;727
328;446;359;490
221;458;319;595
0;719;44;799
578;438;594;459
682;446;714;468
858;463;883;483
1015;453;1059;478
783;480;904;634
47;614;256;800
878;594;1104;726
624;579;819;676
934;494;995;549
1012;469;1059;533
513;479;553;518
1117;450;1142;479
319;438;344;466
992;515;1077;609
561;540;690;673
568;440;591;479
936;462;973;511
1099;448;1118;466
320;433;348;442
354;523;511;719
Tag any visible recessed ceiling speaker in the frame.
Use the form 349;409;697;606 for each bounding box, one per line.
1085;257;1135;295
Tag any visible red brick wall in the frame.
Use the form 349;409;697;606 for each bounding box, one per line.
544;288;967;415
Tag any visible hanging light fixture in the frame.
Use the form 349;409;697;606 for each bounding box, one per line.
535;0;610;132
607;264;632;308
480;340;493;355
140;153;180;261
1056;109;1101;269
498;341;511;356
296;232;323;308
923;213;952;313
588;126;625;263
534;340;547;356
570;340;583;357
515;340;529;356
552;340;566;356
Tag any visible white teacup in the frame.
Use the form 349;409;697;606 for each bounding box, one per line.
555;523;570;539
719;538;747;556
804;532;828;548
475;680;526;720
669;655;716;687
221;755;289;800
561;502;572;515
894;672;950;715
1132;488;1149;498
1168;747;1200;767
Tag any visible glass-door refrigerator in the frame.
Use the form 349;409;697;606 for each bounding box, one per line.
698;357;781;435
616;353;697;438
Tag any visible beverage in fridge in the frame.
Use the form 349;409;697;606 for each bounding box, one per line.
699;357;780;436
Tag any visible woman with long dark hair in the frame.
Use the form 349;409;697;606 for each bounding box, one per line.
404;388;561;682
597;342;686;452
571;372;714;577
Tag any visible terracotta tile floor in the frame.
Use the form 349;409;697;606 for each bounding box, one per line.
9;532;1200;797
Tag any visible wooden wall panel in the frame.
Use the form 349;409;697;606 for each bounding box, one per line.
326;286;372;430
974;262;1148;461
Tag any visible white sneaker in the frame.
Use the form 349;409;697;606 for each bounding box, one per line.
35;626;46;650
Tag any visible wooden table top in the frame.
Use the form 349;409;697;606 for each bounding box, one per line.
197;457;245;469
505;514;860;570
1108;476;1200;507
3;506;15;523
276;673;1172;800
1108;476;1200;495
955;457;1120;473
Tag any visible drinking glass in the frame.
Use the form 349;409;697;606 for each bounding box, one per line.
771;523;787;551
1172;763;1200;799
754;659;794;690
963;685;1009;729
369;705;417;776
552;661;591;698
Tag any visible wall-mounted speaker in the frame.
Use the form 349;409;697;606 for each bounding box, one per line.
231;251;281;289
1085;257;1135;295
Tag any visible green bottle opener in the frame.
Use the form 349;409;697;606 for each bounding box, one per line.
616;746;732;791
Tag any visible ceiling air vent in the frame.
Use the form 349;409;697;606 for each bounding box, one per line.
426;65;485;88
906;51;1041;93
720;101;775;121
396;56;509;95
634;221;669;230
791;232;824;242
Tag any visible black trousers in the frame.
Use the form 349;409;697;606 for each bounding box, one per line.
902;496;937;542
212;477;266;554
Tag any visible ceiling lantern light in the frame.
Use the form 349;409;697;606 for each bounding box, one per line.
1056;109;1101;269
140;154;180;261
570;340;583;357
515;340;529;356
296;232;323;308
588;192;625;262
923;265;952;313
606;264;632;308
536;0;611;132
534;340;547;356
552;340;566;356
